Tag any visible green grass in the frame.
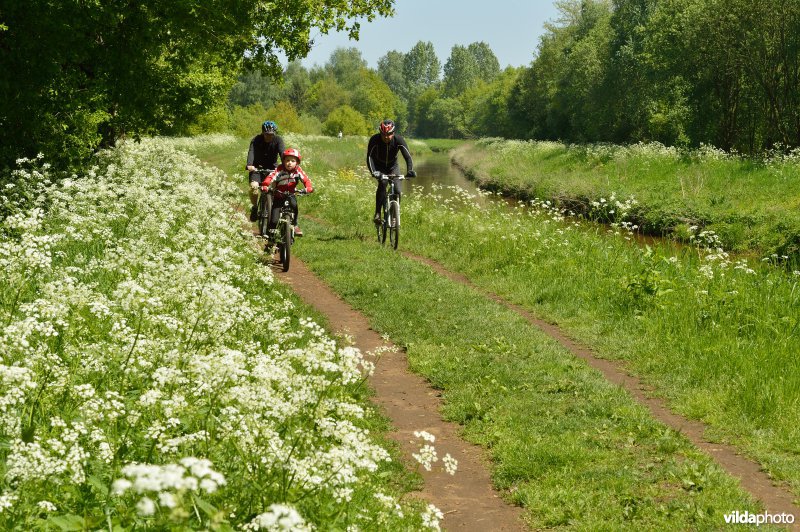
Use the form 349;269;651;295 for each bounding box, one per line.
452;138;800;261
192;134;797;529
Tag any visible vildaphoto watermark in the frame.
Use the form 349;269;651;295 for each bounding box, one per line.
724;510;795;526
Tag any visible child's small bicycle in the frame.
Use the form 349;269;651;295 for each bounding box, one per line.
374;173;413;250
260;186;308;272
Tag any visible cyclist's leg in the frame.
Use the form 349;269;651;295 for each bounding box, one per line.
270;202;281;230
289;195;299;226
375;181;386;218
248;172;262;206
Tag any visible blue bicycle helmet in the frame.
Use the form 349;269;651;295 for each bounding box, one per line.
262;120;278;134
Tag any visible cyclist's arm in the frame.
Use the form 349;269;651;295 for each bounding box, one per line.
297;167;313;192
366;136;379;174
262;168;280;188
246;136;257;170
397;136;414;174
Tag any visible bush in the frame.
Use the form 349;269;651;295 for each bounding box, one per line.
322;105;371;136
229;103;268;138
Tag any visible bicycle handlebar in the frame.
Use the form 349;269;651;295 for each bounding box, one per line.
376;173;414;180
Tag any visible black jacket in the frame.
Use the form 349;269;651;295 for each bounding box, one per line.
246;134;285;171
366;134;414;174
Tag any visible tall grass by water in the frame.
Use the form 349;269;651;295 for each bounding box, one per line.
452;138;800;262
0;137;445;530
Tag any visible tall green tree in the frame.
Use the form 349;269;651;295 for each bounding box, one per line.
443;45;479;97
467;42;501;81
377;50;408;97
403;41;441;91
0;0;393;169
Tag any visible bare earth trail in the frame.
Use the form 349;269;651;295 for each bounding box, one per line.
273;254;527;531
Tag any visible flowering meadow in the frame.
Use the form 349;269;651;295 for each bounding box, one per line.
0;138;441;530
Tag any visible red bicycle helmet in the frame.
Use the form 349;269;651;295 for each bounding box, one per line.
282;148;302;163
379;119;395;135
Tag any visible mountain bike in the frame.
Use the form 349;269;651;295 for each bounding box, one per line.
375;174;413;250
262;188;308;272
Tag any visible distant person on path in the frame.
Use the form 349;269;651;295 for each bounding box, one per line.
338;130;343;140
245;120;285;222
366;119;415;225
261;148;314;236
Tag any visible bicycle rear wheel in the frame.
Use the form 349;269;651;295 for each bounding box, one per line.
280;221;291;271
388;201;400;250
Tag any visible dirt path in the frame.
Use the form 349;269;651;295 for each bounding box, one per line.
402;251;800;525
272;255;527;531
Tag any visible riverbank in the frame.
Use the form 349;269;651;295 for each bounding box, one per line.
451;138;800;264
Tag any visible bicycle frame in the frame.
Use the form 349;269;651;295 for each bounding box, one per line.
375;174;411;249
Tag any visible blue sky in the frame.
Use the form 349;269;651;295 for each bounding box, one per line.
294;1;562;70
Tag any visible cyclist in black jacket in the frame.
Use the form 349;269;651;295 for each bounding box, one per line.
245;120;285;222
367;119;416;224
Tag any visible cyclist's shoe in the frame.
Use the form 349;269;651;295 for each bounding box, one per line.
294;226;303;237
249;205;258;222
373;214;382;225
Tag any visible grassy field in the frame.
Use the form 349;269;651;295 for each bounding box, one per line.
192;133;799;529
451;138;800;263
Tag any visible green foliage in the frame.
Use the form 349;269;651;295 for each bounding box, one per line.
229;103;268;139
322;105;371;136
426;98;466;139
0;0;394;170
443;45;479;97
306;77;351;121
265;101;303;133
377;50;408;97
350;69;405;127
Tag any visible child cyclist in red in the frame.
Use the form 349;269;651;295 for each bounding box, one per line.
261;148;314;236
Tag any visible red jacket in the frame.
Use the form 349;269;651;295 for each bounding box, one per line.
261;164;313;199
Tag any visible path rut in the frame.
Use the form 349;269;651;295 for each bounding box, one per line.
275;256;526;531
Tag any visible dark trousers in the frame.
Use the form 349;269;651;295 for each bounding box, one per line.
375;173;401;216
270;194;298;228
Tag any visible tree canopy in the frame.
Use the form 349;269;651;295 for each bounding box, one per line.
0;0;393;168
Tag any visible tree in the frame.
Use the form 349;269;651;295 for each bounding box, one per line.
403;41;441;93
467;42;501;81
265;101;303;133
426;98;465;138
305;77;350;121
378;50;408;97
327;47;369;88
350;69;405;128
0;0;393;169
442;45;480;97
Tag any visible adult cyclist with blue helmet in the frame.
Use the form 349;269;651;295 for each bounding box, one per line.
367;119;416;225
246;120;285;222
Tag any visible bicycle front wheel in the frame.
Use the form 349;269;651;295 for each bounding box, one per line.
377;206;387;245
280;221;291;271
258;193;272;237
388;201;400;250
